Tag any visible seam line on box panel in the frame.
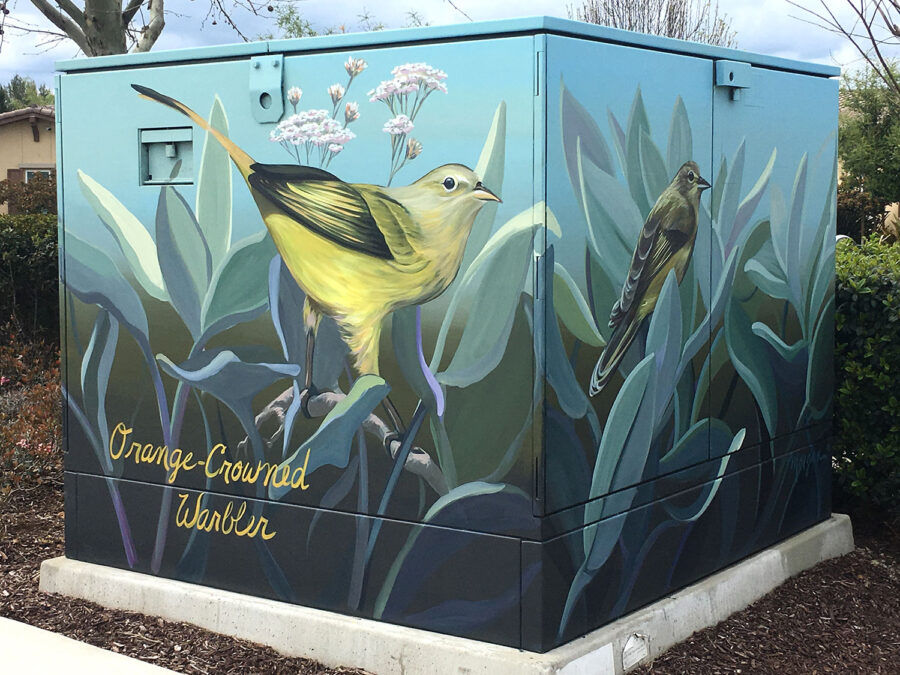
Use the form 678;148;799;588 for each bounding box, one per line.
66;470;533;542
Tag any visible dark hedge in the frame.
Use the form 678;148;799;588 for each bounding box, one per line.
834;236;900;515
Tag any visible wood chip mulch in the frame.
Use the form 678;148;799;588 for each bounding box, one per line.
1;483;898;674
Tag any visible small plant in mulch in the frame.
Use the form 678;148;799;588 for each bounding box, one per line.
0;325;61;501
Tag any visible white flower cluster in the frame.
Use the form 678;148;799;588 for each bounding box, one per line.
270;109;356;153
367;62;448;102
383;114;414;136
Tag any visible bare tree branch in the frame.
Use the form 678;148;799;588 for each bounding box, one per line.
28;0;90;53
445;0;473;22
121;0;144;26
788;1;900;99
54;0;88;32
134;0;162;52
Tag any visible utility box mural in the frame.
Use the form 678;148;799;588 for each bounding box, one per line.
57;18;837;652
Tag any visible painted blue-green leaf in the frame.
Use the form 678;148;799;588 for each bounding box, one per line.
195;96;232;269
769;184;790;279
158;349;299;467
659;418;713;473
751;322;805;363
727;148;776;252
710;155;728;224
374;481;524;619
584;353;655;554
546;256;592;421
804;157;837;323
805;295;834;418
200;229;276;340
624;88;652;218
553;263;605;347
65;233;149;347
80;310;118;475
156;187;212;339
561;78;615;214
664;429;745;522
786;154;808;305
269;375;391;499
645;271;682;422
268;256;307;364
693;205;713;309
578;145;639;281
717;140;745;250
725;298;777;436
76;171;168;302
744;256;791;300
459;102;507;273
434;207;538;387
392;306;444;416
639;130;669;205
666;96;692;177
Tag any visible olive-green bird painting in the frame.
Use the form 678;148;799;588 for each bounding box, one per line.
589;161;711;396
133;85;500;426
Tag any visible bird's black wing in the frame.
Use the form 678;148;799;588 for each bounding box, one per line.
248;163;397;260
608;204;688;327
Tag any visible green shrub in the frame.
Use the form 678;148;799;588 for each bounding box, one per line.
834;236;900;515
0;213;59;342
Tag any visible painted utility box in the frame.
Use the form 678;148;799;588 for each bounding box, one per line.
57;17;837;652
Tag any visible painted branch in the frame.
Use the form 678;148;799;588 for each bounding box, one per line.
238;387;449;496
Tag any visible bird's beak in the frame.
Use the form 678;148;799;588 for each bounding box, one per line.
473;181;501;202
697;175;712;191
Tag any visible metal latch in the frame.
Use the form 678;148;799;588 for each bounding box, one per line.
249;54;284;123
715;60;751;101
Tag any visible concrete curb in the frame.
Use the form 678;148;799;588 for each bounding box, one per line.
0;617;176;674
40;514;854;674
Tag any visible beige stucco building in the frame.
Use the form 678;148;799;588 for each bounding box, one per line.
0;106;56;214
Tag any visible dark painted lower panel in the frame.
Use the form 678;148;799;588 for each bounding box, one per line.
66;472;523;648
522;441;831;652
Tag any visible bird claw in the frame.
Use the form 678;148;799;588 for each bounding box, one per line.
383;431;402;456
298;386;319;419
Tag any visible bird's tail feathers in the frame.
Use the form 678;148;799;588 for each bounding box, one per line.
589;316;642;396
131;84;255;178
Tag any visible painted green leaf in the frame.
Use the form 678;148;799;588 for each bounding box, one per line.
77;170;168;302
727;148;776;252
553;263;604;347
561;77;615;218
578;143;639;281
65;233;149;347
710;155;728;223
744;238;790;301
392;306;444;418
156;187;212;339
785;154;808;305
200;229;276;340
639;129;669;205
751;322;805;363
269;375;391;499
584;353;655;552
587;248;618;342
460;101;507;273
624;88;652;218
659;418;712;473
433;206;539;387
195;95;232;269
725;297;777;437
645;271;682;423
805;294;834;418
664;428;745;522
717;140;745;250
608;109;627;171
666;96;692;177
80;310;118;475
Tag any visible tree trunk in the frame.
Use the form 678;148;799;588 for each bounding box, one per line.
83;0;126;55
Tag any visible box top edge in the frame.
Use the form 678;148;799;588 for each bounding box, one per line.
55;16;840;78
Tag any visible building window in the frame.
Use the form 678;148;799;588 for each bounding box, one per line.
24;169;53;182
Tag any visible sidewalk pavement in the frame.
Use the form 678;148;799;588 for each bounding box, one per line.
0;617;176;674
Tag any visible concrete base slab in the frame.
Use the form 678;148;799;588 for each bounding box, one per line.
0;617;176;674
40;515;854;674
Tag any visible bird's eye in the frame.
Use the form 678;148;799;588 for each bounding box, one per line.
442;176;456;191
688;170;696;182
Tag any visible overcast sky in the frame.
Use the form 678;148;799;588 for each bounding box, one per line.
0;0;895;88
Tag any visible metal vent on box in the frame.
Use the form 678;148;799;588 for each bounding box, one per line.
140;127;193;185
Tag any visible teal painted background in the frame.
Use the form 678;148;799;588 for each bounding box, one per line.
59;24;836;652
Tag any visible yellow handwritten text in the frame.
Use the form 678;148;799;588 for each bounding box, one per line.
174;493;276;540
